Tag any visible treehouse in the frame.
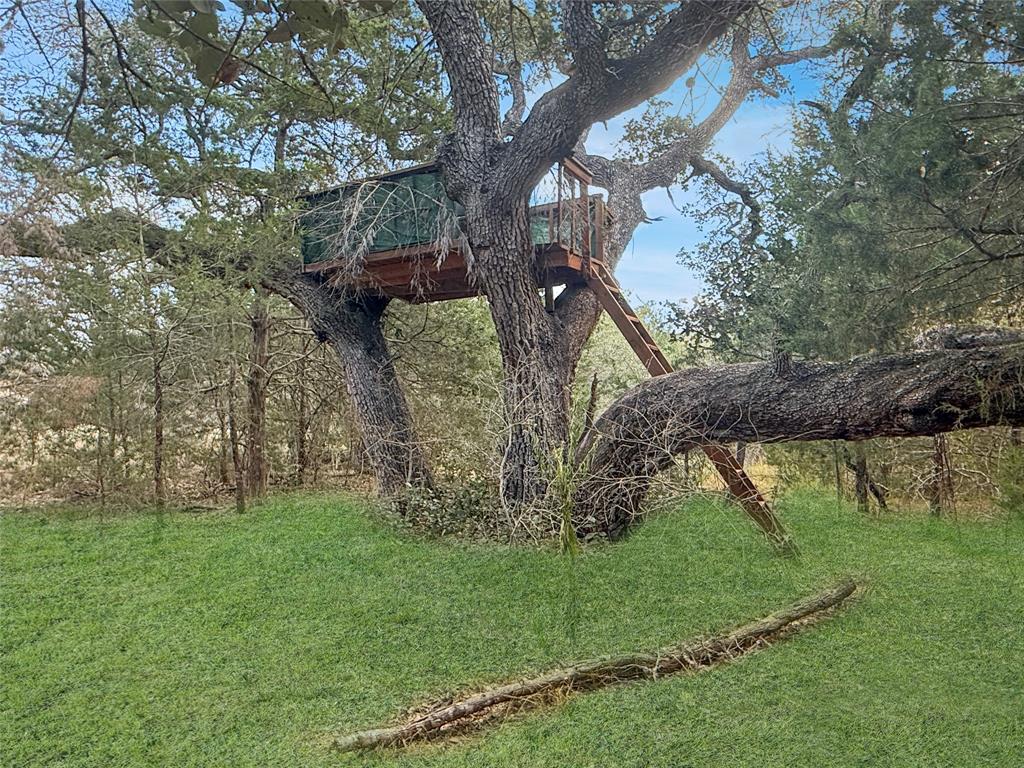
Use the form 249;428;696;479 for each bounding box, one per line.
298;156;784;546
300;156;608;305
300;156;673;371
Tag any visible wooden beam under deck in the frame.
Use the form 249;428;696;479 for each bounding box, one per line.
317;243;589;303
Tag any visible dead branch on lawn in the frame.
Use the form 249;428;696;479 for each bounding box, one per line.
333;579;858;753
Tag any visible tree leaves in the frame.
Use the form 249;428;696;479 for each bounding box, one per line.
137;0;366;86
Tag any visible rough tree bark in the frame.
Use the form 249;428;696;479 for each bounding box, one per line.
574;341;1024;538
267;270;433;494
245;290;271;499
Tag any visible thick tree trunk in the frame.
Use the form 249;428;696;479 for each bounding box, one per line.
245;291;271;499
575;343;1024;537
268;272;432;494
469;205;570;504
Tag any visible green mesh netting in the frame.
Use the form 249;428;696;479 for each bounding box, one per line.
300;167;601;268
301;169;462;267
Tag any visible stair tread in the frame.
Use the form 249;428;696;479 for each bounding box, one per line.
587;269;674;376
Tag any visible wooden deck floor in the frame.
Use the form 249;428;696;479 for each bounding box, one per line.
304;243;589;303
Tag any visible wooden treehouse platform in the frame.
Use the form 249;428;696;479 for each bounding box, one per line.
300;157;790;548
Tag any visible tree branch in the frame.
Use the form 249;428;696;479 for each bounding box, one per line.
494;60;526;137
575;338;1024;537
687;155;763;245
497;0;755;197
417;0;502;176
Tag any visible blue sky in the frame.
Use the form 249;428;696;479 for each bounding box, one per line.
577;61;827;305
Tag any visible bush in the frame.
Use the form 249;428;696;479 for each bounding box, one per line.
387;479;564;543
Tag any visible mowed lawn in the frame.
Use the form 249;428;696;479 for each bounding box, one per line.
2;492;1022;767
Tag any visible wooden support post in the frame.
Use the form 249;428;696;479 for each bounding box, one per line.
583;183;591;262
569;178;577;252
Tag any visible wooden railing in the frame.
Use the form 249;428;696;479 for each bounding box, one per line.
529;194;610;269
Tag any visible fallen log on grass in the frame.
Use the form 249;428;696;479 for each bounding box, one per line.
333;579;858;753
574;339;1024;539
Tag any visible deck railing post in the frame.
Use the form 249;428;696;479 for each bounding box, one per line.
569;177;577;253
583;189;592;276
557;163;564;246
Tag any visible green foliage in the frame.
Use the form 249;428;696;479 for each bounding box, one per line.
387;480;507;540
616;98;693;166
3;492;1023;766
135;0;395;82
673;2;1024;361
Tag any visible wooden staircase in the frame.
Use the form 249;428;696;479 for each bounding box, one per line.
585;259;673;376
585;259;791;550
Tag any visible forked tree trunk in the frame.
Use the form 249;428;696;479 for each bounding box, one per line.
468;205;570;503
268;271;433;494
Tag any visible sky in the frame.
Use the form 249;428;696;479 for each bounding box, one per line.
575;60;827;306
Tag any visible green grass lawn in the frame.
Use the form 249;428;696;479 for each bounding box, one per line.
2;492;1022;767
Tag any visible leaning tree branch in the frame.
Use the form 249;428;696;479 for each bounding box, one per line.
687;155;763;246
498;0;755;198
574;339;1024;538
334;579;858;753
752;42;838;70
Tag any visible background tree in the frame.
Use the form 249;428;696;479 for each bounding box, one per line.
669;0;1024;515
